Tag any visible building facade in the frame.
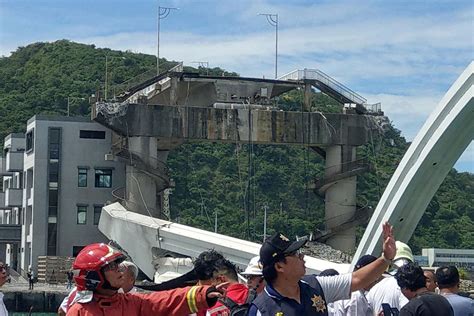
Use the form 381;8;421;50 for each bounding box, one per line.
0;134;24;271
0;116;125;273
422;248;474;271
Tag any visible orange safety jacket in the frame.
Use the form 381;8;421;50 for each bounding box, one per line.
66;285;213;316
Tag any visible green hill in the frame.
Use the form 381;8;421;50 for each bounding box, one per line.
0;40;472;254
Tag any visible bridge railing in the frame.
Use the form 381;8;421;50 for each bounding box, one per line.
113;62;184;99
279;68;367;105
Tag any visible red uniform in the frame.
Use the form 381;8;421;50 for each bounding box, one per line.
67;285;212;316
206;283;249;316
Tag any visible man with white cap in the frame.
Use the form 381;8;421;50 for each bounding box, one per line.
241;256;265;294
367;240;414;314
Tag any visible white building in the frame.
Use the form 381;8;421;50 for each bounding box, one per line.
422;248;474;271
0;134;24;270
0;115;125;273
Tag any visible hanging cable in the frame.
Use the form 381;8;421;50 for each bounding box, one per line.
246;105;252;239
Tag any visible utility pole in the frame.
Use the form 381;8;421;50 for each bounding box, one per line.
105;56;126;101
214;209;218;233
263;204;268;242
67;97;85;116
259;13;278;79
157;5;178;76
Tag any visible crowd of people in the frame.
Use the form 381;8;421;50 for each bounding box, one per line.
0;221;472;315
53;221;471;315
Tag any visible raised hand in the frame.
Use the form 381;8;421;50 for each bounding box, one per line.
381;221;396;260
206;281;230;299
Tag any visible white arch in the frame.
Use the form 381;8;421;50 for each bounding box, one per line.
353;61;474;267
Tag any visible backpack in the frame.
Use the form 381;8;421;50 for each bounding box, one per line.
220;288;257;316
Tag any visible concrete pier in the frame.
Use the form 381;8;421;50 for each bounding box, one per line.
324;145;357;252
93;72;378;251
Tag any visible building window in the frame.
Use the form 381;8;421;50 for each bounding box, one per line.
80;130;106;139
77;206;87;224
26;129;34;152
47;223;57;255
49;144;60;159
49;161;59;183
93;205;103;225
95;169;112;188
78;168;88;187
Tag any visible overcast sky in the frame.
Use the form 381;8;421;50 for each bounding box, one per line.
0;0;472;172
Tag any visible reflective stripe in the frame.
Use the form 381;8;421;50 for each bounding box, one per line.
187;286;199;313
207;305;229;314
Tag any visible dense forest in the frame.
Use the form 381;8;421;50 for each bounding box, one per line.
0;40;472;254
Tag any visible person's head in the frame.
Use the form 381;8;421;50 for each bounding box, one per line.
260;233;307;284
319;269;339;277
395;262;426;300
212;258;238;284
241;256;265;293
423;270;437;292
0;261;7;287
72;243;127;296
193;250;225;285
436;266;460;291
354;254;379;290
388;241;414;275
120;261;138;293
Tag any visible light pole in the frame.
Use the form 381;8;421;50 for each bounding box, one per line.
263;204;268;242
157;5;178;76
105;56;126;100
191;61;209;75
214;209;218;233
67;97;86;116
259;13;278;79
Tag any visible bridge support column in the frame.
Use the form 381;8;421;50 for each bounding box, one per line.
126;137;161;218
324;145;357;252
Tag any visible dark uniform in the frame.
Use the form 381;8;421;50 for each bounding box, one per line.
248;279;328;316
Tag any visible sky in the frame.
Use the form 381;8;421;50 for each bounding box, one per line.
0;0;472;172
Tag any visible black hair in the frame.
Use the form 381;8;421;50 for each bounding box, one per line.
262;256;286;284
395;262;426;291
193;250;225;281
436;266;459;289
319;269;339;277
214;258;238;282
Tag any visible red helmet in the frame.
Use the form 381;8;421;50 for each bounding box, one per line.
73;243;126;291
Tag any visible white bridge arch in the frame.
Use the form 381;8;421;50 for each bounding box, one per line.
352;61;473;267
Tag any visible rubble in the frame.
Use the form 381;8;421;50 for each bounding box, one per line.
302;241;352;264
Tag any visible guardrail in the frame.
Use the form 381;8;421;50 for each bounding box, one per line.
279;68;367;105
113;62;184;99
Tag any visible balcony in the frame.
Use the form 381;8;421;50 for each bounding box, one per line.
6;152;24;171
0;224;21;243
5;188;22;207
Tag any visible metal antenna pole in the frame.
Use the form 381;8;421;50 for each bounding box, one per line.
157;5;178;76
259;13;278;79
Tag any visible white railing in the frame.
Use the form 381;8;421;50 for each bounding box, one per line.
279;68;367;105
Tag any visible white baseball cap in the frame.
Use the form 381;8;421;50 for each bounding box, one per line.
241;256;263;276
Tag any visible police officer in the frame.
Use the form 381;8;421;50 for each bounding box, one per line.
248;222;396;316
